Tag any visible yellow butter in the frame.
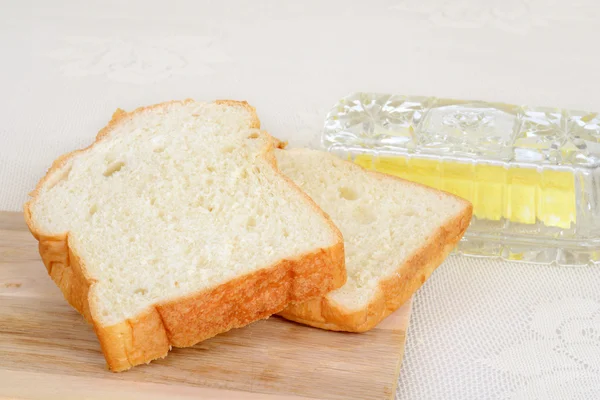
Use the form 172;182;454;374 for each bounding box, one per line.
354;155;575;229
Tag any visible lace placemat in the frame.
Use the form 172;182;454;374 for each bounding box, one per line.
398;256;600;399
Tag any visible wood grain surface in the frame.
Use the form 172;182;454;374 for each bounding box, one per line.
0;211;411;400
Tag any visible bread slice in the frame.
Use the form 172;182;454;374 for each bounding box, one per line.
24;100;345;371
276;148;472;332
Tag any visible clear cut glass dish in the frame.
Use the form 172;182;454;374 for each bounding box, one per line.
322;93;600;266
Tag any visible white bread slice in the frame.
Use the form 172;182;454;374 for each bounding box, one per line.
24;100;345;371
276;148;471;332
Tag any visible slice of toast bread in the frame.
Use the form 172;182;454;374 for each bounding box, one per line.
24;100;345;371
276;148;471;332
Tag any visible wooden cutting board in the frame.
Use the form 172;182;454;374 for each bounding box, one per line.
0;211;411;400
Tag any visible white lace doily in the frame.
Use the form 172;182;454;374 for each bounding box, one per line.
397;256;600;399
1;1;600;398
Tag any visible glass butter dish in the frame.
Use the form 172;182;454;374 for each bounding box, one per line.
322;93;600;266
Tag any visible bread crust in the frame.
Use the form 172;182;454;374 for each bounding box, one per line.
278;166;473;333
24;100;346;371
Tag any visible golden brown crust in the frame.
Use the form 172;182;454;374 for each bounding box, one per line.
278;164;473;333
271;136;288;150
23;100;345;371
